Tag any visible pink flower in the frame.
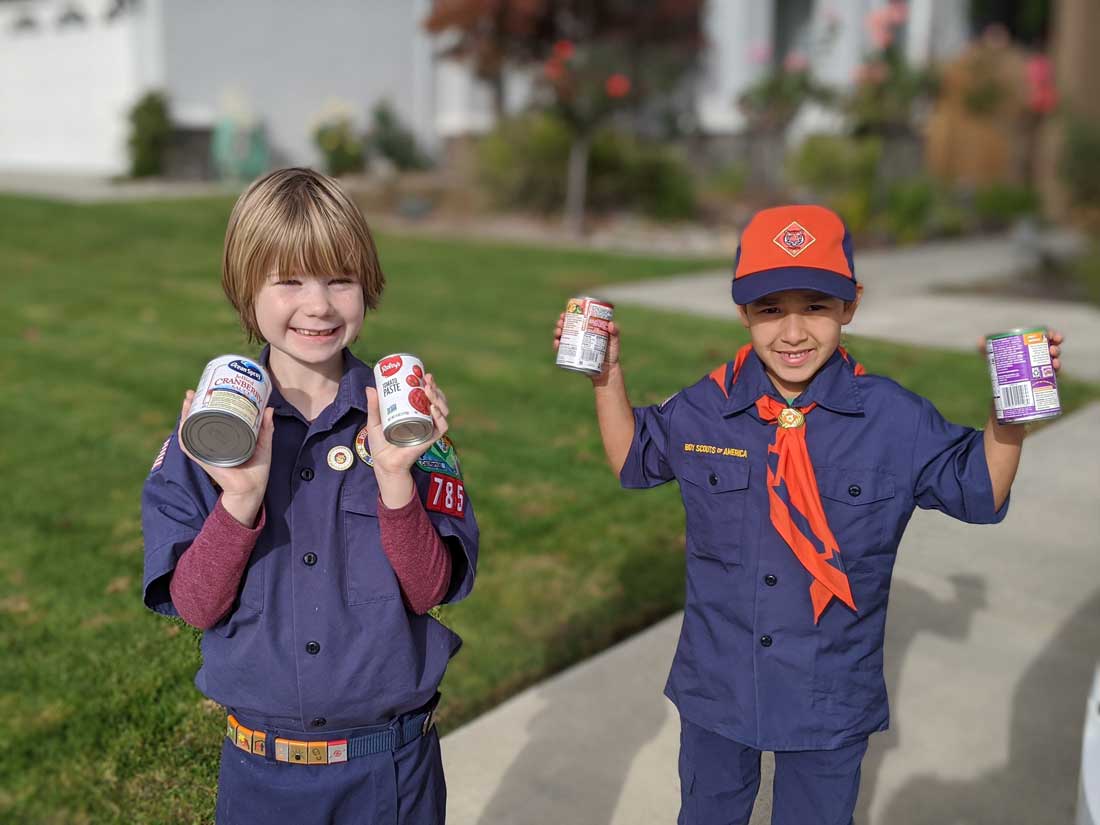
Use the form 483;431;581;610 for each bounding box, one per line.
552;40;574;61
784;51;810;73
1026;55;1058;114
866;8;894;50
855;60;890;85
749;42;773;66
886;1;908;25
605;73;631;98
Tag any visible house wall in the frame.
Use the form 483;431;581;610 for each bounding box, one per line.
158;0;437;168
0;0;155;174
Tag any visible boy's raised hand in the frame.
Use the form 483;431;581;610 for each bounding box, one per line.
364;373;449;478
553;311;622;386
177;389;274;525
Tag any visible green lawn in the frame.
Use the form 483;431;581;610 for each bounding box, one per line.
2;194;1097;824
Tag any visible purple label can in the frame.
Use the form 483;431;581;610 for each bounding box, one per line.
985;328;1062;425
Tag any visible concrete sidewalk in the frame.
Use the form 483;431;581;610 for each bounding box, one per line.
594;234;1100;382
442;402;1100;824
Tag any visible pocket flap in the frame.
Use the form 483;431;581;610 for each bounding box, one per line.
339;484;378;516
817;467;895;505
680;460;750;493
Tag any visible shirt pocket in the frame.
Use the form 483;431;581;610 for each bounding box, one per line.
816;466;897;562
679;460;751;565
340;486;401;606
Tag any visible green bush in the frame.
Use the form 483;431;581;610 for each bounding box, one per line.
973;184;1038;225
881;178;938;242
367;101;431;171
313;116;365;177
127;91;171;178
1060;113;1100;208
477;113;572;212
787;134;882;233
477;113;696;219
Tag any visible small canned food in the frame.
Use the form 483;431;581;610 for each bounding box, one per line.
556;296;615;375
181;355;272;467
985;327;1062;425
374;353;435;447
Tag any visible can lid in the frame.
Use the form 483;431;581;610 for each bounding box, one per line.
181;411;256;467
385;418;434;447
985;327;1046;340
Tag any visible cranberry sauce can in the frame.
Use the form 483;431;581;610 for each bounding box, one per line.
985;328;1062;425
373;353;435;447
181;355;271;467
555;296;615;375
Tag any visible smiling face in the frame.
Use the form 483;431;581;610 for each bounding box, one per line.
254;272;365;371
737;287;861;399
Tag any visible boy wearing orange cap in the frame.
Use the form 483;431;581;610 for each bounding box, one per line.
554;205;1064;824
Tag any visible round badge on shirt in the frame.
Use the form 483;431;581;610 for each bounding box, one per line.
328;445;354;471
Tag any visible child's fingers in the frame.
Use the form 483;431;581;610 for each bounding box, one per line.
255;407;276;452
424;374;450;418
177;391;196;461
364;387;382;432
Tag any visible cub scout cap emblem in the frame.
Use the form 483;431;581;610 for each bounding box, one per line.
774;222;816;257
328;446;353;471
777;408;805;429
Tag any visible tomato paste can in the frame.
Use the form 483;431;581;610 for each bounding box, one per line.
556;296;615;375
374;353;435;446
985;327;1062;425
181;355;271;467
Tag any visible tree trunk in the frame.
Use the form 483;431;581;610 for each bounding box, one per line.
1038;0;1100;217
564;132;591;237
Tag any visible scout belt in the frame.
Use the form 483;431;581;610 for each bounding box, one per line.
226;706;436;765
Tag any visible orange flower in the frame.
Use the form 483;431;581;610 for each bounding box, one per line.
605;73;631;98
553;40;574;61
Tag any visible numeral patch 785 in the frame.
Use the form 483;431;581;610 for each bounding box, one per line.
426;473;466;518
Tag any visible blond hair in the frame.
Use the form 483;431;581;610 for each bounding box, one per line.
222;167;384;342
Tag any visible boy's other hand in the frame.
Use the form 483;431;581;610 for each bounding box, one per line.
177;390;273;522
553;311;622;387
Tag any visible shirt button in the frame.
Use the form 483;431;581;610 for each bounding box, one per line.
764;574;778;587
760;635;773;647
300;467;315;481
848;484;862;497
306;641;321;655
311;717;327;728
708;473;719;486
303;552;318;567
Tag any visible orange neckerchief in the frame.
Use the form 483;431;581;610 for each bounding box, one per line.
710;345;864;623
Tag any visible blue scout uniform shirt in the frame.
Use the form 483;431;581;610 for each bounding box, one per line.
141;349;478;733
621;348;1008;751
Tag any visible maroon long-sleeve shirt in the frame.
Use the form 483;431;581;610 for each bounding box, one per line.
169;494;452;629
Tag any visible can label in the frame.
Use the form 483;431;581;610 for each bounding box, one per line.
556;296;614;375
985;329;1062;424
374;353;434;446
182;355;271;466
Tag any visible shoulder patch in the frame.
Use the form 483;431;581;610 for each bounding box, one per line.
150;436;171;473
416;435;462;480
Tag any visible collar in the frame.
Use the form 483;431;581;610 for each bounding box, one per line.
720;347;864;416
260;345;375;425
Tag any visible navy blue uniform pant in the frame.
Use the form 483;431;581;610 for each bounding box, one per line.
678;717;868;825
215;722;445;824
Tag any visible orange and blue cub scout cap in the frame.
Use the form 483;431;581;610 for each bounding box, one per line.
732;204;857;305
